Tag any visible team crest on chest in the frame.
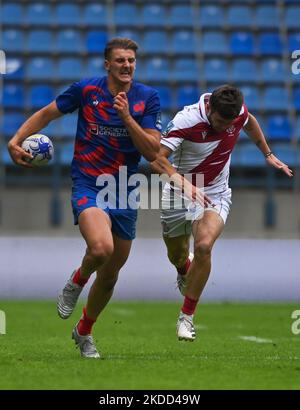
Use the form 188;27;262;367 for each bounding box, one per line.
201;131;208;140
226;125;235;134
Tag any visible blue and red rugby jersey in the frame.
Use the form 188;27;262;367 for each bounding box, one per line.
56;76;161;186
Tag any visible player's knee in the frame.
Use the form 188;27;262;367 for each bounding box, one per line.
194;239;213;259
89;241;114;264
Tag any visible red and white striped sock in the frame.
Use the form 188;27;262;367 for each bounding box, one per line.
72;268;89;287
77;307;96;336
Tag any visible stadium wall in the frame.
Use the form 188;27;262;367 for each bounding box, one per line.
0;237;299;301
0;187;299;238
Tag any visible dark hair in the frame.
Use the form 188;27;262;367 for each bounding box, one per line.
104;37;138;60
210;84;244;120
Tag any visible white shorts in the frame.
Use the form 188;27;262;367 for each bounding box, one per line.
161;189;232;238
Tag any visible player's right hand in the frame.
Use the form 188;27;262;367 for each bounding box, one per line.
183;179;213;208
7;142;34;168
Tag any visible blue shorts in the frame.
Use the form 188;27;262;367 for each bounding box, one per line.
71;185;137;241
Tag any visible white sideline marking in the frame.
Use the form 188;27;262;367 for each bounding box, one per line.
239;335;274;344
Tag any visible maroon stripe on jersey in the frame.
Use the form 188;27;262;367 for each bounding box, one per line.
189;133;240;186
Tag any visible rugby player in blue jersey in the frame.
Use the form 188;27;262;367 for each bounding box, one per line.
8;38;161;358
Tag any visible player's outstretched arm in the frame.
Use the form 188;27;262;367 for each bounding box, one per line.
8;101;63;167
113;92;160;161
151;146;212;208
243;113;293;177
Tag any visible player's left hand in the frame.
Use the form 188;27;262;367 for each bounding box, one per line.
266;154;293;177
113;92;131;122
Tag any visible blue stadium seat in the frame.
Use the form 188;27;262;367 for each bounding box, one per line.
176;86;200;109
295;119;300;141
60;115;78;138
154;86;172;110
56;30;83;53
57;58;83;80
285;6;300;29
27;58;54;79
201;32;228;55
288;34;300;53
114;4;139;26
171;31;198;55
256;6;280;29
3;30;23;52
3;113;25;137
204;59;229;83
260;59;286;83
1;4;23;25
169;5;194;27
40;122;57;140
230;32;254;55
263;87;290;111
143;31;168;54
231;59;257;83
227;6;253;28
60;143;74;165
172;58;199;82
239;144;266;167
26;30;53;53
28;85;55;109
144;58;170;82
141;5;166;27
3;85;24;108
2;148;14;166
5;58;24;80
116;30;141;46
230;147;240;167
55;4;81;26
83;4;108;26
294;88;300;110
272;144;297;167
86;58;106;78
258;33;282;56
134;64;144;83
224;0;256;2
267;116;292;141
240;86;260;111
25;4;52;25
86;31;108;53
199;6;223;28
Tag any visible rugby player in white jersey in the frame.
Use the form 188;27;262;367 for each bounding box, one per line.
151;85;293;341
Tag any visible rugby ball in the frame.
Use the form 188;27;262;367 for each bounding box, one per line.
22;134;54;166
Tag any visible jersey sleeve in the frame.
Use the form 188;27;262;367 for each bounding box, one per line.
242;104;249;126
139;90;162;131
160;109;192;152
56;81;82;114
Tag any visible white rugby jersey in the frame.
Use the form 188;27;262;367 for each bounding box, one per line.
161;93;249;194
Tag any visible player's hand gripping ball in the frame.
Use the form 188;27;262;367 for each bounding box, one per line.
21;134;54;166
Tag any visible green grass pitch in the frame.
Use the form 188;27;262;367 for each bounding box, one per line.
0;301;299;390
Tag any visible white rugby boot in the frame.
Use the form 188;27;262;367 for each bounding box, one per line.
177;312;196;341
57;270;83;319
72;325;100;359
